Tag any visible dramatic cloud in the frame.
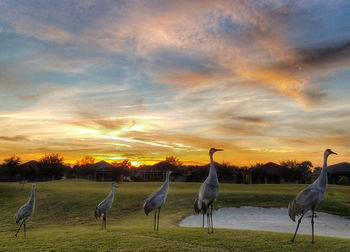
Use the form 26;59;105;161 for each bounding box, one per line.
0;0;349;165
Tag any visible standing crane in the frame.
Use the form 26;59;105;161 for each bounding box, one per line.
95;182;118;230
14;183;35;237
288;149;337;243
143;171;171;231
194;148;223;234
19;180;27;190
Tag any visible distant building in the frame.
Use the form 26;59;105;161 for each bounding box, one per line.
135;161;175;181
263;162;284;184
136;169;166;181
327;162;350;185
94;161;114;181
246;162;284;184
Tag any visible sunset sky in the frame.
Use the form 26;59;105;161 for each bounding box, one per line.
0;0;349;166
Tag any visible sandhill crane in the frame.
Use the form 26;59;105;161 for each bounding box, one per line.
19;180;27;190
143;171;171;231
194;148;223;234
95;182;118;230
288;149;337;243
14;183;35;237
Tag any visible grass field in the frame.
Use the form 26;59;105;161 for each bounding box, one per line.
1;180;350;251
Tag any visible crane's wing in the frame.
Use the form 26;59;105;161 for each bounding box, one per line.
143;190;167;216
15;203;33;223
199;182;219;204
96;195;114;212
296;185;323;209
195;182;206;212
288;184;323;221
198;182;205;200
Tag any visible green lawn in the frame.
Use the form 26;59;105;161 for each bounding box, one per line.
1;180;350;251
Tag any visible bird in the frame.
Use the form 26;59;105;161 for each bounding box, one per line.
14;183;35;237
194;148;223;234
288;149;337;243
19;180;27;190
95;182;118;230
143;170;171;231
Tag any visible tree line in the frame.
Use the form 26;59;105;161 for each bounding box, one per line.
0;154;69;182
0;154;317;184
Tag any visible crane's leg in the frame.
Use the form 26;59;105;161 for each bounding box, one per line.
207;211;210;234
291;213;305;243
157;208;160;231
311;209;315;244
154;209;157;231
24;220;26;237
210;205;214;234
14;220;25;237
202;213;205;228
104;214;107;230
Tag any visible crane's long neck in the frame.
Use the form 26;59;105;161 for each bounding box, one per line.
316;154;328;189
29;185;35;205
160;173;170;192
109;185;115;199
207;153;218;184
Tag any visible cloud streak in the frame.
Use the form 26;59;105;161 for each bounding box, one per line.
0;135;28;142
0;0;350;165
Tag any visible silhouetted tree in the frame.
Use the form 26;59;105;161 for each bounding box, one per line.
236;166;249;184
76;156;95;166
38;154;65;180
313;167;322;172
296;161;313;183
165;156;182;167
112;159;131;169
74;156;96;179
251;163;266;183
217;162;237;182
280;160;313;183
20;160;39;181
111;160;131;180
0;156;21;181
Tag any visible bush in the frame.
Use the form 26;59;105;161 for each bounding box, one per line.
338;176;349;185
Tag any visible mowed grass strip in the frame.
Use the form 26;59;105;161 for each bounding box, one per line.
1;180;350;251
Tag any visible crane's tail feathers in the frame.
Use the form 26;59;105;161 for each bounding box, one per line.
194;199;200;213
94;207;100;219
143;201;152;216
288;199;301;222
14;214;20;223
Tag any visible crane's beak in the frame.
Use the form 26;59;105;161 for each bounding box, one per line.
215;149;224;152
330;150;337;155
